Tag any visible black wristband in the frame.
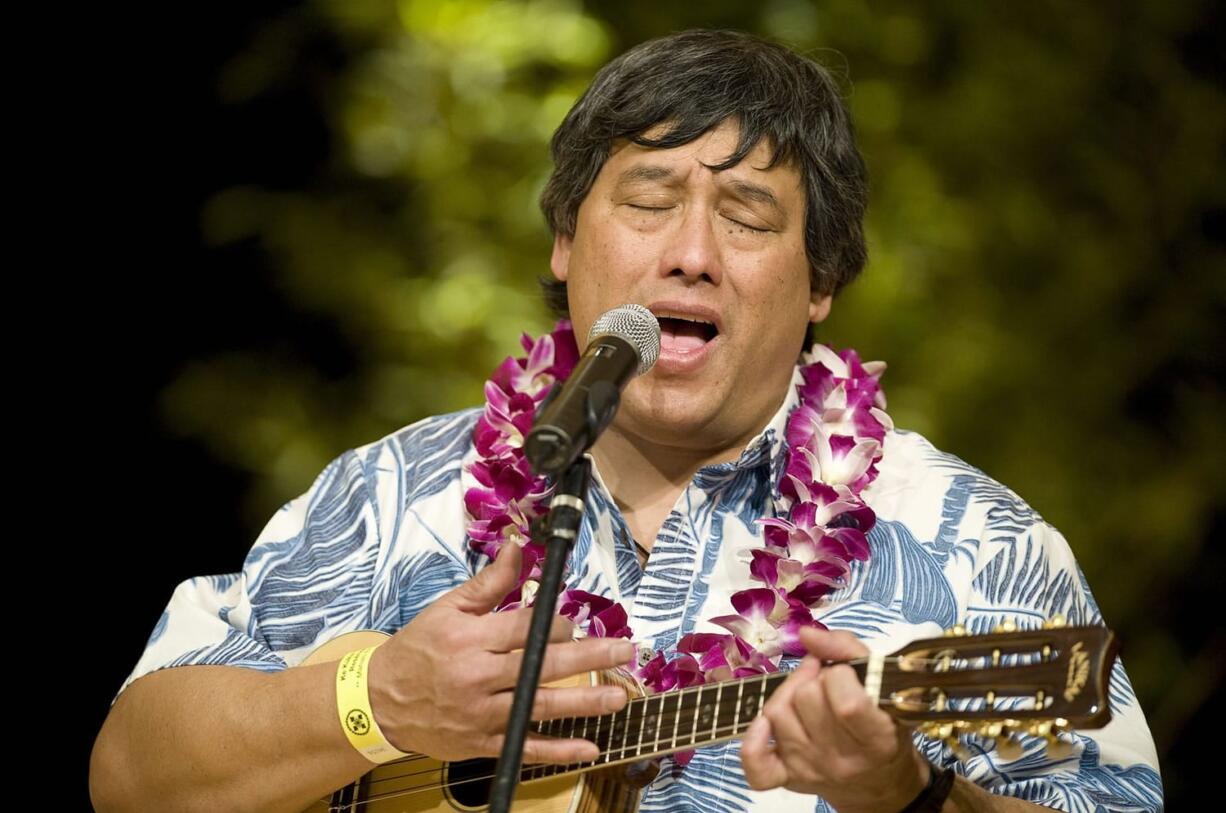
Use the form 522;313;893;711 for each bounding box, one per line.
896;764;956;813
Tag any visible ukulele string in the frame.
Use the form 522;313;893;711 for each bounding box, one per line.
344;655;952;805
333;717;762;807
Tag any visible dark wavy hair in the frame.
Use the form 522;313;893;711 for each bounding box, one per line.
539;29;868;318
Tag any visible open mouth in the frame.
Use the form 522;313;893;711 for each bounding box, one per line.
657;315;719;353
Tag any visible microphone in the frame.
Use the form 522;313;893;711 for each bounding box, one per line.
524;304;661;477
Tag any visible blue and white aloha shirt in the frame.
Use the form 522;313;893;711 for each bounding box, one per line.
120;369;1163;813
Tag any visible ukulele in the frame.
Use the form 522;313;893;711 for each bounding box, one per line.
304;619;1116;813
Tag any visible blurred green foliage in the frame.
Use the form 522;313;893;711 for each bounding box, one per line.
160;0;1222;799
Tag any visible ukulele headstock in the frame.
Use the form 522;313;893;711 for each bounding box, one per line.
882;618;1117;759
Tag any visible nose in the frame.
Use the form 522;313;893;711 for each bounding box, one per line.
658;205;723;286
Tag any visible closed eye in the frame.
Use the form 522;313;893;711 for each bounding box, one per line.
722;214;771;233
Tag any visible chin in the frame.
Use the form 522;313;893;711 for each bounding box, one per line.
616;389;727;448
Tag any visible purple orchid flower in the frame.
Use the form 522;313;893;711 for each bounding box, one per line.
489;541;547;611
636;651;705;693
557;589;614;625
466;456;543;512
542;321;579;380
475;382;540;457
776;474;877;534
467;514;521;554
590;602;633;639
786;383;892;451
708;588;821;658
556;590;634;639
677;632;778;683
794;426;881;491
748;548;846;607
502;333;561;398
759;515;870;565
801;344;887;407
486;321;579;401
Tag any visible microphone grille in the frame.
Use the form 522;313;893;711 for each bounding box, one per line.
588;304;661;376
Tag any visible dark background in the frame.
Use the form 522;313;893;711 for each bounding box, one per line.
75;1;1222;808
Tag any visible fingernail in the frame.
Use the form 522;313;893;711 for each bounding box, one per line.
611;641;635;662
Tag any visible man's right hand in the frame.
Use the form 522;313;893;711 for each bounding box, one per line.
367;544;633;764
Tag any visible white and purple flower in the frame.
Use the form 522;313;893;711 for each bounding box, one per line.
708;588;824;658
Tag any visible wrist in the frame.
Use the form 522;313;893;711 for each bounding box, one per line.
830;747;931;813
336;645;411;764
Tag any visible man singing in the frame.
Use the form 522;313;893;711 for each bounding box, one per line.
90;29;1163;812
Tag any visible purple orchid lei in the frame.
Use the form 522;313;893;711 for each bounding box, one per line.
463;321;892;762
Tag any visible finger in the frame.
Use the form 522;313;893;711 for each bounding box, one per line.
791;665;891;771
489;684;628;722
793;670;856;756
481;605;576;651
758;657;815;721
794;654;823;680
760;657;819;724
527;637;637;686
740;715;789;790
798;626;870;661
758;667;820;764
523;734;601;765
763;683;818;753
819;664;898;755
481;731;601;765
436;543;524;615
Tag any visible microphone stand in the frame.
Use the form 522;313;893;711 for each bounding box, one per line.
488;456;591;813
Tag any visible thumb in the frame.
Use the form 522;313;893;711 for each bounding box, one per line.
438;542;525;614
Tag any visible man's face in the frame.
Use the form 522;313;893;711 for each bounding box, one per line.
550;119;832;456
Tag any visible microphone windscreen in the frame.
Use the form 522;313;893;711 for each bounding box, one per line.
587;304;661;376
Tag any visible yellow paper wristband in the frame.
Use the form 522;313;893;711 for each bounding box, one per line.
336;646;411;764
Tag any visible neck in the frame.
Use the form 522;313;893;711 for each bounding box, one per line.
521;670;792;782
591;426;725;506
590;417;763;547
592;392;788;516
595;382;794;495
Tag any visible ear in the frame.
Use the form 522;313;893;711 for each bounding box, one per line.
808;293;832;324
550;233;573;282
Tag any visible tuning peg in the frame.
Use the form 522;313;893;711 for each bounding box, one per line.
976;721;1004;739
1044;739;1075;760
992;618;1018;633
1027;719;1076;760
994;735;1023;761
919;722;972;762
1043;614;1067;629
981;720;1023;761
943;624;968;637
937;728;971;762
1027;720;1053;739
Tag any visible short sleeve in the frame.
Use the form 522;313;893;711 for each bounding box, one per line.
114;448;384;701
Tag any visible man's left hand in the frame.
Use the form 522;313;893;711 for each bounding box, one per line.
740;627;931;813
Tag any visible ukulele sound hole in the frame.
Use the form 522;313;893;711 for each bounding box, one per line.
444;758;496;809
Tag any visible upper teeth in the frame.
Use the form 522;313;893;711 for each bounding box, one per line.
659;314;712;325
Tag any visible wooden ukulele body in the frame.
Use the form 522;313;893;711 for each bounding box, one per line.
301;631;645;813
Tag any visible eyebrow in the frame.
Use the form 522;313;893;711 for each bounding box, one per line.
615;165;678;186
